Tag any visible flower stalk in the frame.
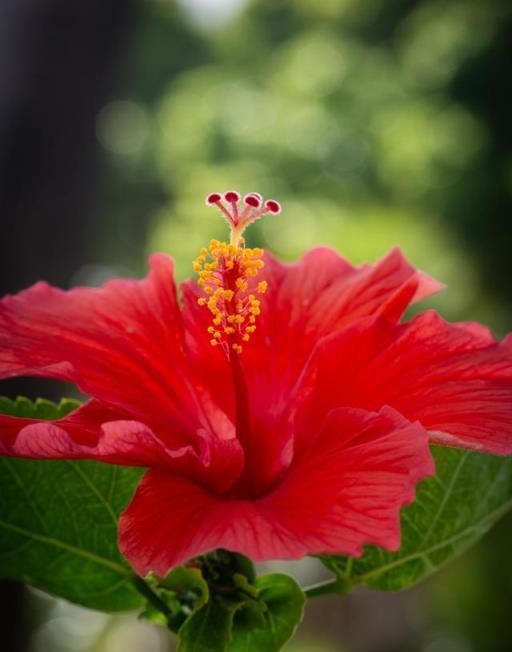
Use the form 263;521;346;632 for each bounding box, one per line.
132;575;174;622
303;577;352;599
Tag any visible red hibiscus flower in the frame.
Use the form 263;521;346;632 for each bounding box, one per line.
1;191;511;578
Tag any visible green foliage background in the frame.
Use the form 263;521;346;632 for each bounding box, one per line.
3;0;512;651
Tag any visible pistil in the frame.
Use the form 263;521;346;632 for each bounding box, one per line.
193;190;282;494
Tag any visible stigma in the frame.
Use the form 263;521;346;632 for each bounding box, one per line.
193;191;281;355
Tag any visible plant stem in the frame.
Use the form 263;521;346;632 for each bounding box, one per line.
303;577;351;599
132;575;173;619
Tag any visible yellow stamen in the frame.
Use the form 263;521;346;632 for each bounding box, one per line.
193;238;267;354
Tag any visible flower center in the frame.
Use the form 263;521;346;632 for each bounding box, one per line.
193;190;281;356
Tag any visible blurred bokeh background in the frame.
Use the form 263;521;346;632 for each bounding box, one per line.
1;0;511;650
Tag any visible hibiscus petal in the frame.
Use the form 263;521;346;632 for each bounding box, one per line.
257;245;442;342
0;399;182;464
302;311;512;454
264;407;434;555
0;401;243;492
247;248;441;484
0;255;217;449
244;247;441;412
119;408;433;576
119;469;283;576
0;399;126;448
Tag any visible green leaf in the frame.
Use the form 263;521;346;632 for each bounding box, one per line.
178;594;242;652
0;396;144;611
0;396;82;419
227;573;305;652
321;445;512;591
